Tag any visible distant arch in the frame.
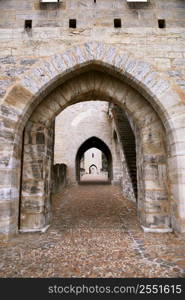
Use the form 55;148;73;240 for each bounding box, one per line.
76;136;113;183
89;164;98;174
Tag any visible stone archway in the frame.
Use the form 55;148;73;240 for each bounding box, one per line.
19;71;169;234
75;136;113;183
1;42;185;239
89;165;98;175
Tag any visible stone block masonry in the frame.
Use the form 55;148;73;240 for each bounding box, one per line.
0;1;185;239
54;101;124;185
19;121;54;232
0;0;185;98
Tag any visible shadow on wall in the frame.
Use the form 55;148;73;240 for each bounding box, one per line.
52;163;67;194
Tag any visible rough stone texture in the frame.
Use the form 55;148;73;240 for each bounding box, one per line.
0;1;185;239
0;0;185;98
0;185;185;278
54;101;124;185
19;121;54;232
20;71;169;232
110;105;137;202
52;163;66;194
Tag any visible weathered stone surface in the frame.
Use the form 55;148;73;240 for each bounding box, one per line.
52;164;67;194
1;185;185;278
19;122;54;232
0;0;185;239
54;101;124;186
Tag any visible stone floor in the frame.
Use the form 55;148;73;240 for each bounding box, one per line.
0;184;185;278
80;173;109;183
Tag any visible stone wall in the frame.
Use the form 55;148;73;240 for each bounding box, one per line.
0;0;185;101
19;121;54;232
0;41;184;237
27;70;171;231
109;106;136;202
54;101;123;184
0;1;185;238
52;163;66;194
83;148;103;174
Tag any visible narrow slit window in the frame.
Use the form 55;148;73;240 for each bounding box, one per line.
69;19;77;28
94;0;96;3
114;19;121;28
25;20;32;30
158;19;166;29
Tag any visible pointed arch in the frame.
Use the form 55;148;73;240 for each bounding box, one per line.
0;42;185;238
76;136;113;183
89;165;98;174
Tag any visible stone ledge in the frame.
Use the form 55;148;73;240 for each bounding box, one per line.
141;225;173;233
19;224;50;234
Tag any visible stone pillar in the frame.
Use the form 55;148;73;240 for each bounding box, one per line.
0;106;23;239
137;126;171;233
19;121;54;232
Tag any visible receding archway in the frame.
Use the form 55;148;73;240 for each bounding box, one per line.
1;42;185;239
18;70;170;234
89;165;98;174
76;136;113;184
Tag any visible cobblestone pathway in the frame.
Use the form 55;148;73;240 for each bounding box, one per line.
80;174;108;183
0;185;185;278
